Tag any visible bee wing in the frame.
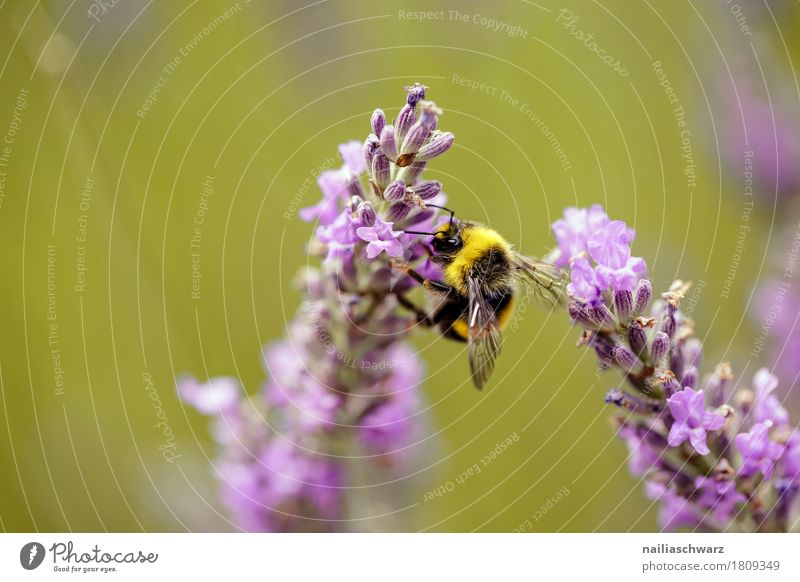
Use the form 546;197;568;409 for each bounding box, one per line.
511;252;567;305
466;276;503;390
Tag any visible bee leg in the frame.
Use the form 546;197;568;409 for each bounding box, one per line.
395;294;435;327
390;261;452;295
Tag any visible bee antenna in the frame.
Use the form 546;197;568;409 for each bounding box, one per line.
425;204;456;225
403;230;436;236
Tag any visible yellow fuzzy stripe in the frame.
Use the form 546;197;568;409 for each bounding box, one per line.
451;319;469;340
443;225;511;293
497;293;518;330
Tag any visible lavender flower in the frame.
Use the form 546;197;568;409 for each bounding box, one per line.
666;388;724;455
178;376;239;415
552;206;646;303
553;205;800;532
356;215;404;258
551;204;609;268
179;83;453;531
646;481;700;530
179;82;800;533
752;269;800;405
619;424;659;476
753;368;790;427
782;434;800;482
713;71;800;201
736;421;784;480
693;476;746;525
299;141;365;225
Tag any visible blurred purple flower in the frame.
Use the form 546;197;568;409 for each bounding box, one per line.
338;140;366;175
299;140;365;224
736;421;784;479
316;205;362;246
753;268;800;390
357;344;423;455
716;76;800;200
180;84;453;531
619;425;659;476
646;481;699;530
782;433;800;483
258;439;343;519
753;368;790;427
178;376;240;415
694;476;746;524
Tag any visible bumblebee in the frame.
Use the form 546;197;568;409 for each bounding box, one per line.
396;206;565;389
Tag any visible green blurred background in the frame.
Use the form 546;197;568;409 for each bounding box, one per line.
0;0;797;532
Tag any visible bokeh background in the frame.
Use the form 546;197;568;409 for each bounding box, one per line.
1;0;799;532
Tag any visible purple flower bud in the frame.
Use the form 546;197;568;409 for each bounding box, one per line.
568;301;595;328
398;161;427;184
592;336;615;366
383;180;406;201
398;122;431;165
363;134;380;172
345;195;360;213
660;312;676;339
613;343;643;375
418;100;442;128
387;202;411;221
633;279;652;316
682;365;698;390
411;180;442;200
402;209;436;227
735;389;755;421
615;289;633;322
371;152;390;191
357;201;376;226
706;362;733;407
371;109;386;137
297;267;324;300
682;338;703;370
605;389;645;412
651;332;669;365
405;82;427;106
415;131;454;162
379;125;398;162
670;347;684;380
659;371;681;398
346;174;365;199
395;103;415;143
628;321;648;357
589;304;616;331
